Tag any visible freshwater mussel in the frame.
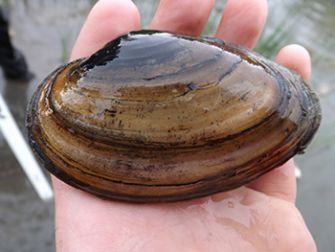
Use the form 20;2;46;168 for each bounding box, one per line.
26;30;321;202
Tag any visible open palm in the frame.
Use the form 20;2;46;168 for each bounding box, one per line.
53;0;316;251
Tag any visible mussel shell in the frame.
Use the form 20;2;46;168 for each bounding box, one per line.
26;30;321;202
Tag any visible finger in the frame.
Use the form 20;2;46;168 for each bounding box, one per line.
275;44;312;81
71;0;140;60
215;0;268;49
248;45;312;203
149;0;215;36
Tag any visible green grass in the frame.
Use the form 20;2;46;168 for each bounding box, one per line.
60;35;69;63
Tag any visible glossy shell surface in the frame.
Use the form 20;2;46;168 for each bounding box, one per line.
26;30;321;202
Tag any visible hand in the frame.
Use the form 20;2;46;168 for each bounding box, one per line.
53;0;316;251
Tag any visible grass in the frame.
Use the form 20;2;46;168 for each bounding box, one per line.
60;35;70;63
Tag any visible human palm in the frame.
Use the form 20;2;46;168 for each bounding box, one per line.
53;0;316;251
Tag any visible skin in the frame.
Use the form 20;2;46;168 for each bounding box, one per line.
54;0;317;251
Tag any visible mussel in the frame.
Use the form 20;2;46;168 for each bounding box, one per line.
26;30;321;202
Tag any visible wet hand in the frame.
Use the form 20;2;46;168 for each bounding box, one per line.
54;0;316;251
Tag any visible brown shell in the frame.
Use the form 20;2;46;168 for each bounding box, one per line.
26;30;321;202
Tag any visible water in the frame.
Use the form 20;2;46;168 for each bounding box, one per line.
0;0;334;251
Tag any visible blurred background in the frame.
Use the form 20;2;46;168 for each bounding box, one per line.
0;0;333;251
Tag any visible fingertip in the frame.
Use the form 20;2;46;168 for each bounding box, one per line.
71;0;141;60
276;44;312;81
88;0;140;25
149;0;215;36
216;0;268;48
